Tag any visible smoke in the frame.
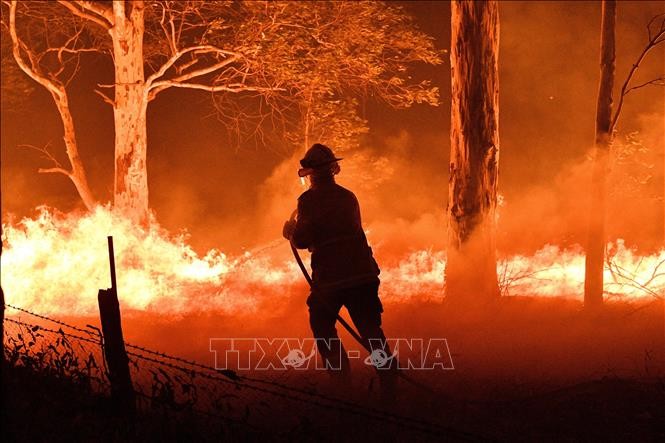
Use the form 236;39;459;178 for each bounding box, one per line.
2;1;664;311
249;111;661;265
239;0;665;259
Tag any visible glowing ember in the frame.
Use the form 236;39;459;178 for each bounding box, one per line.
1;207;662;316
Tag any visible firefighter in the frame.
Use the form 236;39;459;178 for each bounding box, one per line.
282;143;397;396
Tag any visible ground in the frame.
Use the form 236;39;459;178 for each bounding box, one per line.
3;296;664;441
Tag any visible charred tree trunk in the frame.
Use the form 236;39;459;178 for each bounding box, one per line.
584;0;616;308
111;1;149;224
446;0;500;302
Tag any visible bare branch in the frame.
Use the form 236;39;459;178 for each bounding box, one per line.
18;142;72;178
158;2;177;56
93;88;115;106
52;27;84;80
145;45;241;88
149;80;283;96
624;76;665;95
646;12;665;41
38;167;72;177
44;46;100;57
611;13;665;132
175;57;199;75
606;257;664;300
56;1;112;30
7;0;63;98
18;142;61;166
173;57;240;83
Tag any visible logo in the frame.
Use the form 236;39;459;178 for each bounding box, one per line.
209;338;454;371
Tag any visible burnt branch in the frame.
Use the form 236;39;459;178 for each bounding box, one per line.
624;76;665;95
605;247;665;300
18;142;72;178
5;1;63;97
610;12;665;132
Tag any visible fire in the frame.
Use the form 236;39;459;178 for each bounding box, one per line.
1;207;662;317
1;206;299;316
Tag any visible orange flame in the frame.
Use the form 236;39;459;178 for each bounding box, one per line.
1;207;662;316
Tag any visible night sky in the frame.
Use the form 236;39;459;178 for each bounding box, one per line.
2;1;664;254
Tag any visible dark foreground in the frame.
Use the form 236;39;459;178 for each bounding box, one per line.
3;296;664;441
3;363;664;441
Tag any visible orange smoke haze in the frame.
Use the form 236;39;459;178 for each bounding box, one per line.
2;1;664;317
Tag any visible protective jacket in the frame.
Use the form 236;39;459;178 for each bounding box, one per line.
292;178;380;292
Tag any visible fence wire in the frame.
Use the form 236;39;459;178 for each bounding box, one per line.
3;303;474;440
3;317;109;396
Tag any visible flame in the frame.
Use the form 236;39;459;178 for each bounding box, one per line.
1;207;662;317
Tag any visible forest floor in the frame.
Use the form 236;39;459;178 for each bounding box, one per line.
4;295;664;441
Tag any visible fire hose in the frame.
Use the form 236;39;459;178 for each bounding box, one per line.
287;212;370;350
286;211;438;395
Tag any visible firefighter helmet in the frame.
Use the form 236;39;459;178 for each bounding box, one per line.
298;143;343;177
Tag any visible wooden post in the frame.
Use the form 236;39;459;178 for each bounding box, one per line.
98;236;135;418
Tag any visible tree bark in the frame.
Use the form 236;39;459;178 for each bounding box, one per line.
7;0;96;211
111;1;149;224
52;92;97;210
446;0;500;302
584;0;616;308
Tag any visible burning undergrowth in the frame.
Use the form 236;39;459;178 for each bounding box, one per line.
2;206;663;317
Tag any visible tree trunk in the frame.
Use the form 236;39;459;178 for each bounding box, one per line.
446;0;500;302
111;1;149;224
7;0;96;211
303;86;314;152
52;92;97;210
584;0;616;308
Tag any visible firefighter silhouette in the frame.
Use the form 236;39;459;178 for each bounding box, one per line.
283;143;397;396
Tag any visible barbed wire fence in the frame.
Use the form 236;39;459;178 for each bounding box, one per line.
2;303;476;441
3;316;109;395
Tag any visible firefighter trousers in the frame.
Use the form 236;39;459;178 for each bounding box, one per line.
306;281;397;380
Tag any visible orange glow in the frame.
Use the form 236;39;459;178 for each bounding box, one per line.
2;207;662;317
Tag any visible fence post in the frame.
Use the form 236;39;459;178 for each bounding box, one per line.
98;236;135;419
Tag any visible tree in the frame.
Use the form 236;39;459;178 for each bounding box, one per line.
3;1;98;210
3;1;441;224
207;2;440;155
445;0;500;303
263;1;441;154
3;1;286;222
584;6;664;307
0;31;33;111
584;0;616;308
